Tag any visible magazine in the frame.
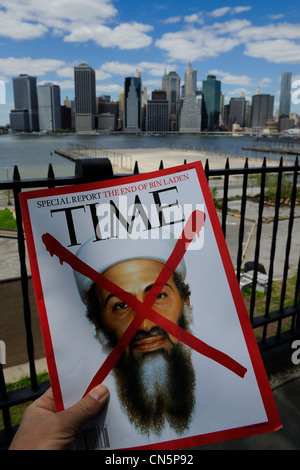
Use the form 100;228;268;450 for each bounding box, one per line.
19;160;281;450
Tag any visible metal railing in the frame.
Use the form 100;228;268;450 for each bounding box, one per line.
0;155;299;448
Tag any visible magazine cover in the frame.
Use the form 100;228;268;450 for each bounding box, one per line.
19;161;281;450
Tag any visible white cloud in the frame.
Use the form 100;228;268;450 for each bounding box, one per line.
155;25;240;62
143;79;162;88
244;39;300;63
0;57;66;77
267;14;284;20
236;22;300;42
0;11;48;40
96;83;123;95
0;0;117;27
0;0;153;50
184;13;204;25
156;13;300;66
209;6;252;18
209;7;232;18
100;61;175;78
226;88;251;98
64;22;153;49
56;67;76;78
208;70;255;86
38;79;74;90
162;16;182;25
100;61;138;77
231;7;252;14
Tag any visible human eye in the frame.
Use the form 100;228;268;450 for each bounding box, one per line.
155;291;168;302
113;301;128;311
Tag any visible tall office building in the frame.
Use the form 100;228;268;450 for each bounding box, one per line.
124;76;142;131
202;75;221;131
10;74;39;132
279;72;292;118
162;70;180;131
37;83;61;132
96;96;119;131
250;89;274;130
74;63;96;132
146;90;168;132
179;64;202;133
228;94;246;130
182;63;197;98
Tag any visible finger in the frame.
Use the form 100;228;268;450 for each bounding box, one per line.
61;384;109;431
33;387;56;414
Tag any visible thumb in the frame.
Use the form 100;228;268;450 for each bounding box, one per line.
61;384;109;431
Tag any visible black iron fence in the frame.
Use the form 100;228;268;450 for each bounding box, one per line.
0;155;299;448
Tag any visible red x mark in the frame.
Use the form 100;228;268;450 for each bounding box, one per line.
42;209;247;398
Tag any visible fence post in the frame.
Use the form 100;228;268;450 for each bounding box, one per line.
13;166;38;391
75;158;113;182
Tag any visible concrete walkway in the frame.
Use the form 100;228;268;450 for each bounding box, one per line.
191;343;300;450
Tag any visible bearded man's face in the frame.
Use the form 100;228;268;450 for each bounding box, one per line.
86;258;195;435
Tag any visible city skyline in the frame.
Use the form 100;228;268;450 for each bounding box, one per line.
1;1;300;126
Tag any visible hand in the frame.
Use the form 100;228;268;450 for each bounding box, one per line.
9;385;109;450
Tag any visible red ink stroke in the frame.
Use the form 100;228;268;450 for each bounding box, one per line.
42;210;247;397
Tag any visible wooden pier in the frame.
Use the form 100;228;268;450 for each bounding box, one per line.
242;145;300;155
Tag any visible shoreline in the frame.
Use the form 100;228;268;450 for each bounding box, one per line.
56;146;288;175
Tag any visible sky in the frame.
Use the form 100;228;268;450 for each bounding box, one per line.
1;0;300;126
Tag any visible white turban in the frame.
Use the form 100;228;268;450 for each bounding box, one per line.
74;229;186;302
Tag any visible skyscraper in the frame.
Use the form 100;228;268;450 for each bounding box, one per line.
250;89;274;130
179;64;202;133
162;70;180;131
279;72;292;118
97;96;119;131
74;63;96;132
182;63;197;98
10;74;39;132
202;75;221;131
228;94;246;130
37;83;61;132
147;90;168;132
124;76;142;131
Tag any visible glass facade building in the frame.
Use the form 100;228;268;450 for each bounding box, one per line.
202;75;221;131
279;72;292;118
124;77;142;131
10;74;39;132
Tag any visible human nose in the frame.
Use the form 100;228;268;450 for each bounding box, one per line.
139;316;157;331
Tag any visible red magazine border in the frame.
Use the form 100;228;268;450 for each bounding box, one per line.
19;160;282;448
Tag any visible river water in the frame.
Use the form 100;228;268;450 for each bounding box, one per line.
0;132;297;181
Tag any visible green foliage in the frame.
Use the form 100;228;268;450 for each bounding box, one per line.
0;371;49;430
0;208;17;229
254;173;300;201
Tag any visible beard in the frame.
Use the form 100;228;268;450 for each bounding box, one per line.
94;306;195;436
114;334;195;436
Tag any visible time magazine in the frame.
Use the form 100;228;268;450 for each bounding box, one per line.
19;161;281;450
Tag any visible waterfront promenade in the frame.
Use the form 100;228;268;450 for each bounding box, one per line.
55;145;289;174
